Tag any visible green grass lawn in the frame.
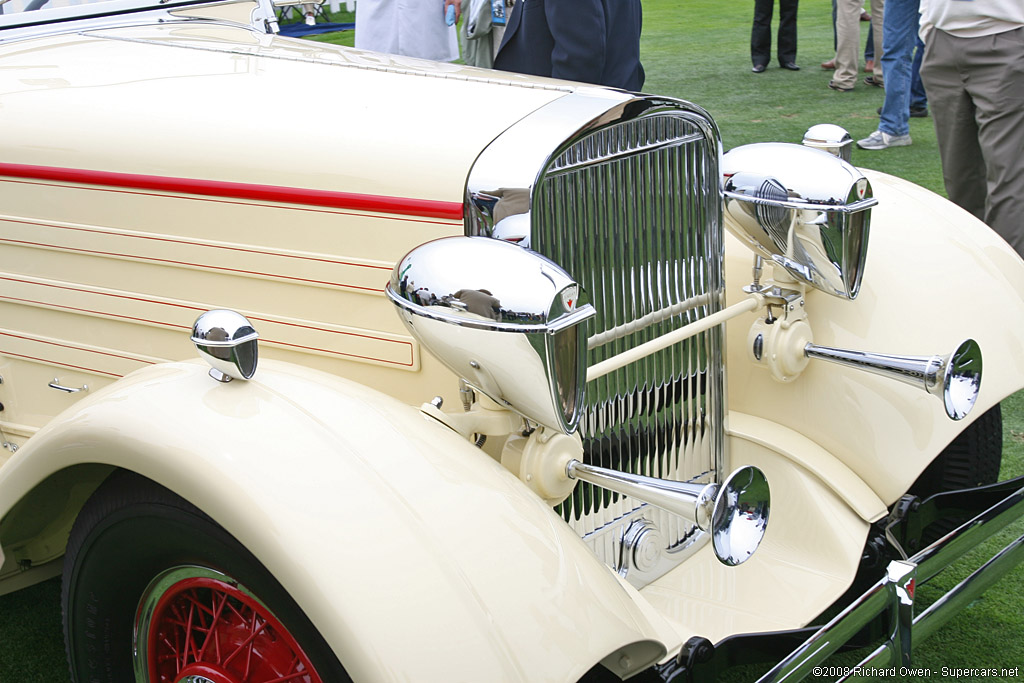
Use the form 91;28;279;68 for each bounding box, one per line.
2;1;1023;681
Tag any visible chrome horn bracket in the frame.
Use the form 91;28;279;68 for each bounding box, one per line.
746;290;813;383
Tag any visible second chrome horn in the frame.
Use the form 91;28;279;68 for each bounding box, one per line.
566;461;770;566
805;338;982;421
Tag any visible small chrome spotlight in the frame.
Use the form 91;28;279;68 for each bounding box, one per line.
802;123;853;162
191;310;259;382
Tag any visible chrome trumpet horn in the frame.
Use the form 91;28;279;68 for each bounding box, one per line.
804;339;982;421
566;461;770;566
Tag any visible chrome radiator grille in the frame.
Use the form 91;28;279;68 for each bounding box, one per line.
532;110;724;584
465;99;724;587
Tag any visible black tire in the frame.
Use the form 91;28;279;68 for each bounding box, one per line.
908;403;1003;546
910;403;1003;496
62;470;351;683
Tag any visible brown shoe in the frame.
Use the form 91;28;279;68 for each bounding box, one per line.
864;59;874;73
821;59;836;70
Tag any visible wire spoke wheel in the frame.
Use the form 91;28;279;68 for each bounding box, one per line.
63;472;350;683
136;567;323;683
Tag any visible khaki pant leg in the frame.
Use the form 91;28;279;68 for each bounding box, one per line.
870;0;884;82
833;0;861;87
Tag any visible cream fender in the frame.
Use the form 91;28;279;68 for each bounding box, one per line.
723;170;1024;505
0;359;677;682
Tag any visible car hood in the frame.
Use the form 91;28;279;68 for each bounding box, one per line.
0;23;579;205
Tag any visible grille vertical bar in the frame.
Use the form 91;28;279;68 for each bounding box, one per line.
531;111;724;583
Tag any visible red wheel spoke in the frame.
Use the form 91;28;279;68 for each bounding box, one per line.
263;672;315;683
242;610;258;680
184;594;199;669
196;590;231;665
222;615;268;669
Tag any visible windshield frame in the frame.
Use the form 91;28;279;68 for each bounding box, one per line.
0;0;275;36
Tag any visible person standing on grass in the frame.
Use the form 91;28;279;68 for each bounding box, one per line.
821;1;872;71
919;0;1024;258
750;0;800;73
857;0;927;150
829;0;883;91
492;0;644;91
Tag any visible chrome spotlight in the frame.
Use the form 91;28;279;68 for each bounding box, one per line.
802;124;853;162
191;310;259;382
566;461;770;566
386;237;595;434
723;143;876;299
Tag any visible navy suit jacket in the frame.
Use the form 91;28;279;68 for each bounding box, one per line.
493;0;644;92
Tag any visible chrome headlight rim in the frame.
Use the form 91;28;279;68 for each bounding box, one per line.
722;185;878;215
385;287;595;335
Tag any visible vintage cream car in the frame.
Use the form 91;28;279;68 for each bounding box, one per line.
1;0;1023;681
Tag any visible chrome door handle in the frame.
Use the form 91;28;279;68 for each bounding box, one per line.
48;379;88;393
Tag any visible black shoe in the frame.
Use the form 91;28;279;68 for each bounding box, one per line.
752;63;767;73
780;62;800;71
864;75;884;88
828;80;853;92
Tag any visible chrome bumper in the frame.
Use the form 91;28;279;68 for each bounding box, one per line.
758;479;1024;682
660;477;1024;682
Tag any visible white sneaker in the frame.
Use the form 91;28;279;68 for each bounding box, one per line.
857;130;912;150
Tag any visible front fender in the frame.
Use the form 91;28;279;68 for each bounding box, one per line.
725;170;1024;505
0;360;676;682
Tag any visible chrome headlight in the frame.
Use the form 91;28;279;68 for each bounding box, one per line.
722;142;876;299
386;237;596;433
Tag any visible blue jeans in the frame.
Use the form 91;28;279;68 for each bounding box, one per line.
879;0;923;136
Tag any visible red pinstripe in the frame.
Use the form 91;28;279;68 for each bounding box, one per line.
0;163;464;220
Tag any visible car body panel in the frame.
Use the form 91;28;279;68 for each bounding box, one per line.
0;24;566;199
723;170;1024;506
0;359;677;681
0;25;629;443
641;419;873;644
1;357;887;675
